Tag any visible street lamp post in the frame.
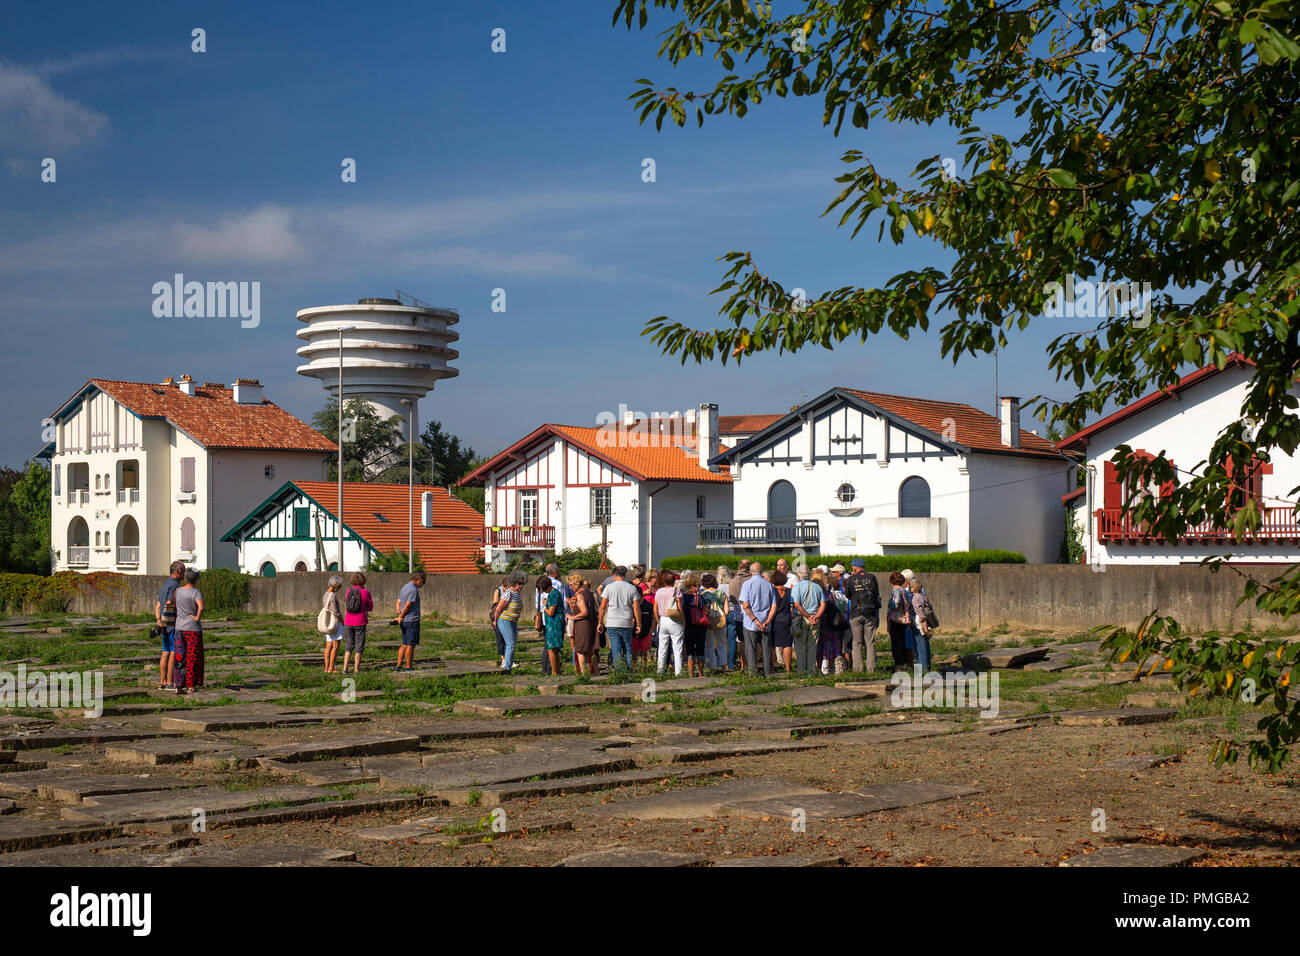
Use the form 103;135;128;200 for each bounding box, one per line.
401;398;414;574
335;325;356;573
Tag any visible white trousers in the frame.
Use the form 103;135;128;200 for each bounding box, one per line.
657;618;685;675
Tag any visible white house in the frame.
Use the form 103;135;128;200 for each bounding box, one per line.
44;376;335;575
710;387;1074;563
459;405;735;567
1056;355;1300;566
222;480;483;576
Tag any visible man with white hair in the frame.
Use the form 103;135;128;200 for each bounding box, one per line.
739;561;777;677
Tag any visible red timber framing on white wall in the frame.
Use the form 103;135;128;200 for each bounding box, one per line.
488;437;634;527
566;443;633;489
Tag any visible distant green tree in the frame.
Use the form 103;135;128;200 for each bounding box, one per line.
0;462;51;574
312;399;404;481
366;549;424;573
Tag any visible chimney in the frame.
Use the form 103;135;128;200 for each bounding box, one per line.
421;490;434;529
1000;396;1021;448
178;374;195;397
623;408;635;427
698;402;719;472
232;378;263;405
162;377;175;386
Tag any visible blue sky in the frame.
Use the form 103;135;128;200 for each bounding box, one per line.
0;0;1081;470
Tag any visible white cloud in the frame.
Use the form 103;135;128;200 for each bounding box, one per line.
0;61;108;153
171;205;306;264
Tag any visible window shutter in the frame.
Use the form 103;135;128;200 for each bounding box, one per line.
181;517;195;551
1159;460;1176;499
53;464;61;496
180;457;195;493
1102;461;1121;510
590;489;597;526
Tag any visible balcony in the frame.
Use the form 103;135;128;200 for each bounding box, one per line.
67;489;89;506
875;516;948;547
1096;507;1300;543
116;488;141;504
698;519;820;549
117;546;139;565
68;547;90;567
484;525;556;549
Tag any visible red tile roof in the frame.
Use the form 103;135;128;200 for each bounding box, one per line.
75;379;336;453
1055;355;1254;452
294;481;483;574
460;423;732;486
845;388;1063;459
719;413;782;434
1061;486;1086;505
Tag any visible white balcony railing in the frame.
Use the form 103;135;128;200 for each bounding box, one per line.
67;489;89;506
116;488;141;504
117;546;139;565
68;547;90;566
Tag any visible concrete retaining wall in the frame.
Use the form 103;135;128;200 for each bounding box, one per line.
43;565;1283;633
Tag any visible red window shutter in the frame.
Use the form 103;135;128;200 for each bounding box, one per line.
1103;460;1121;510
1160;459;1176;498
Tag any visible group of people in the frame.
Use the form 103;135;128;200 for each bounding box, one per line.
317;570;426;672
154;561;205;693
487;558;936;677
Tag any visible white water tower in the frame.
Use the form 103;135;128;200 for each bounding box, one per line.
296;291;459;440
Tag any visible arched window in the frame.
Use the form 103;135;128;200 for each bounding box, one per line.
767;480;797;543
260;561;277;578
327;562;339;572
899;476;931;518
180;517;195;551
94;531;101;546
95;474;101;490
294;561;308;573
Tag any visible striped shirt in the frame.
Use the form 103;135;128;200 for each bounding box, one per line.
498;587;522;624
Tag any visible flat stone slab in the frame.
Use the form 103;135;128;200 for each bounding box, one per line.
256;733;420;763
379;745;635;791
159;713;368;732
641;738;828;763
825;722;962;746
556;847;707;867
155;844;359;867
0;834;200;865
0;750;14;763
1053;708;1176;727
960;646;1050;670
0;817;122;852
748;685;874;708
729;781;982;820
0;798;14;814
286;762;381;786
437;766;727;806
452;695;597;717
62;784;327;824
713;854;845;867
353;820;452;842
1060;845;1209;867
596;777;827;820
35;773;196;804
0;728;185;751
104;738;234;766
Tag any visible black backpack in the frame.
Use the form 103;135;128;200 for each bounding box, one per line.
824;598;851;633
345;586;364;615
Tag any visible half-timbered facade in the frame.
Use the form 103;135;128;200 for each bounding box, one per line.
459;405;734;566
1056;355;1300;566
43;376;334;575
712;387;1072;562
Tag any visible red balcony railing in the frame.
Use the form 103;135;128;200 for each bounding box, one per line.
1096;507;1300;542
484;525;556;549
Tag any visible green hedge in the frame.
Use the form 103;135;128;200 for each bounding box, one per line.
197;567;252;614
0;571;133;615
658;549;1026;574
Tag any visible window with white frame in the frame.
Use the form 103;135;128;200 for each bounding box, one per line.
519;489;539;527
590;487;612;526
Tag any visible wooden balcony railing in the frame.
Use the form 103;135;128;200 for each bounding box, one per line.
484;525;556;549
1095;506;1300;542
698;519;820;549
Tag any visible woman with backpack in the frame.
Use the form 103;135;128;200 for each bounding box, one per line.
886;571;915;670
630;564;655;669
341;572;373;674
677;572;710;677
700;571;729;672
320;574;344;673
489;577;508;668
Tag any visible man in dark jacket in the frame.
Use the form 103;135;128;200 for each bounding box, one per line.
842;558;880;672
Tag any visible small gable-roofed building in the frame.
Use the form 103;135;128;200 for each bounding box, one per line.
222;481;484;576
711;387;1074;563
